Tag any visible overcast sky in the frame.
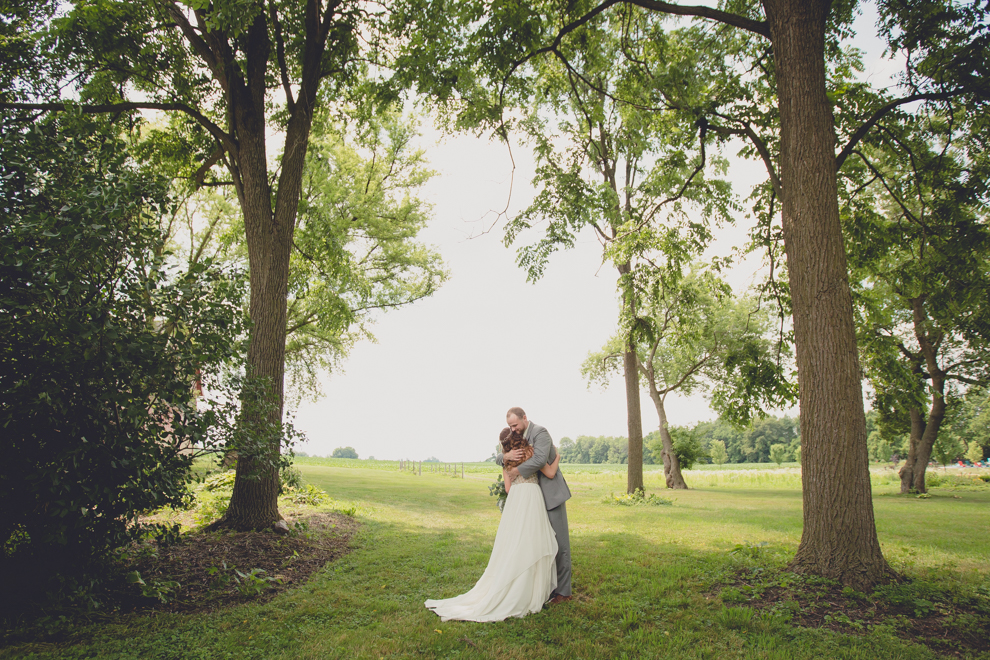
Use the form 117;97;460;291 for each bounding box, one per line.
292;4;899;462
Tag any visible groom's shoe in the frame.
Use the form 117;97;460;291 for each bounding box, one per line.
548;594;573;605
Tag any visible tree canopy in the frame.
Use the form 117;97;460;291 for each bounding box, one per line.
1;0;446;531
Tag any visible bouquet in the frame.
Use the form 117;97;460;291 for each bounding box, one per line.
488;472;507;512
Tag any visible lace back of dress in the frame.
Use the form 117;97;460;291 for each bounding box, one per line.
512;472;539;487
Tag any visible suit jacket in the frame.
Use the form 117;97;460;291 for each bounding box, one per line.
496;421;572;510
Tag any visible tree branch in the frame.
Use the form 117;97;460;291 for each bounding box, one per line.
193;148;225;187
163;1;228;92
835;90;958;171
622;0;769;38
1;101;237;156
946;372;984;385
268;0;296;113
707;116;782;198
657;352;712;397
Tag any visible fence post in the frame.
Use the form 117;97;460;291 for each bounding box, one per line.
461;462;464;478
418;461;422;476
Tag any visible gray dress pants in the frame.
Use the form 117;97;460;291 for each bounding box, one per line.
546;502;571;597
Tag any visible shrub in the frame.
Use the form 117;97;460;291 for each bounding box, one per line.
284;484;330;506
0;113;244;598
603;488;674;506
671;430;708;470
204;471;238;492
281;466;303;491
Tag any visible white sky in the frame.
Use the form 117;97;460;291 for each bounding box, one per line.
292;3;899;462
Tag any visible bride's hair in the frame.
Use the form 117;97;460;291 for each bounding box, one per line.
500;427;533;468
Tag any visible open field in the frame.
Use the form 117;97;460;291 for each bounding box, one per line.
3;461;989;659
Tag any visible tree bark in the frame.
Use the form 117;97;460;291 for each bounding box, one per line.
898;408;927;493
216;13;287;530
898;399;947;494
649;388;688;489
617;262;645;493
763;0;893;589
896;297;949;494
212;6;322;531
624;347;645;492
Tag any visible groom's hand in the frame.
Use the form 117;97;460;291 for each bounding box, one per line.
505;448;526;463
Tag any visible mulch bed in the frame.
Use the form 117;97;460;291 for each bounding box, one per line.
121;512;359;614
724;577;990;658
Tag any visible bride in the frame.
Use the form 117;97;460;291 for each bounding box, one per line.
424;428;561;622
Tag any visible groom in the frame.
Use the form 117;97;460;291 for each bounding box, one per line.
498;406;573;604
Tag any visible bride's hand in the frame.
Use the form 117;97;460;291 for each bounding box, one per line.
505;448;526;462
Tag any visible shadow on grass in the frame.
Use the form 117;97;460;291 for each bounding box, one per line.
4;513;985;660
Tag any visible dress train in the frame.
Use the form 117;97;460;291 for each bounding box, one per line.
425;476;557;622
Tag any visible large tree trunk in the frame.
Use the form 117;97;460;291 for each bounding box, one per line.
624;347;645;493
647;384;688;489
898;408;928;493
217;15;287;530
213;10;320;531
901;296;949;494
763;0;892;589
617;262;645;493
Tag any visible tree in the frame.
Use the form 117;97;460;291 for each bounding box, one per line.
2;0;443;530
952;387;990;456
965;441;984;465
843;88;990;493
589;438;611;464
499;13;736;494
395;0;990;587
668;427;708;470
0;113;243;591
332;447;359;459
931;434;964;469
584;268;794;488
742;416;800;463
709;439;729;466
201;109;447;399
769;444;789;466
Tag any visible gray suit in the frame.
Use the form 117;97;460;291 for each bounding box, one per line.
497;421;572;597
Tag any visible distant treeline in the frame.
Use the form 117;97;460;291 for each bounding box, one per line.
558;415;801;466
556;390;989;466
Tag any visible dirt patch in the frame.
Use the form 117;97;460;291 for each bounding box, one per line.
722;577;990;658
121;512;359;614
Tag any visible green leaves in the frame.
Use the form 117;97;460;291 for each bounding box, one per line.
1;112;244;576
283;107;447;396
179;0;262;37
839;62;990;425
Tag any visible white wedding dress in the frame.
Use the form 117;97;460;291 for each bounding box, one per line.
425;473;558;622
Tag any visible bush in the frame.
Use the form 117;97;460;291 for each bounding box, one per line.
672;429;709;470
204;470;238;492
283;484;330;506
281;466;303;491
0;114;244;599
603;489;674;506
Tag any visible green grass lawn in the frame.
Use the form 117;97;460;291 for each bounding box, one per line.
4;461;989;659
